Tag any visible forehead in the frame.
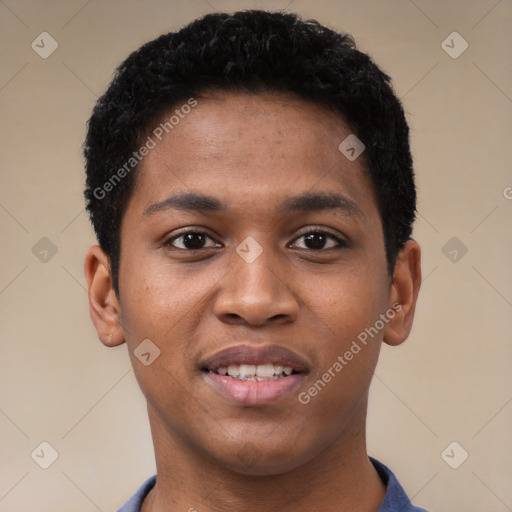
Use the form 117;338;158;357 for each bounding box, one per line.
148;92;350;164
129;91;376;219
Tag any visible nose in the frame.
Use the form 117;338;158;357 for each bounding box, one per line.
213;245;299;327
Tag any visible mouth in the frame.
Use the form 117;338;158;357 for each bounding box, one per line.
200;344;309;406
207;363;296;381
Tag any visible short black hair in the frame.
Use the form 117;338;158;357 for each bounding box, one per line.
84;9;416;296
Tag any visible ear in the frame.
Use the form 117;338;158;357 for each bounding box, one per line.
84;245;125;347
383;239;421;346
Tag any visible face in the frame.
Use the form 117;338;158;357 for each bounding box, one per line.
86;91;420;476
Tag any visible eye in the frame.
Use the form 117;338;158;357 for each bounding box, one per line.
290;229;346;251
164;231;220;250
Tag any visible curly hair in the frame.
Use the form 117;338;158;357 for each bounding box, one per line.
84;9;416;296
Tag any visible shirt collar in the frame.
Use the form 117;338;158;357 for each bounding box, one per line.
118;458;428;512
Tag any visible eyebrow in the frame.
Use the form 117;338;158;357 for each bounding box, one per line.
143;191;365;222
279;192;366;222
143;193;225;216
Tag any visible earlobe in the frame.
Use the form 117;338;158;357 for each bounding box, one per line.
84;245;125;347
383;239;421;346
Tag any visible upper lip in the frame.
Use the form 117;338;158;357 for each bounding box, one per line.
200;344;309;373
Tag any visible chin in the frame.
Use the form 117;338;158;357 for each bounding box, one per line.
212;442;312;477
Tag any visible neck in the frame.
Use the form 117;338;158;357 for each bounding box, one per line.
142;399;386;512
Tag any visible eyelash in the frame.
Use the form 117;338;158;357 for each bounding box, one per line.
163;227;347;252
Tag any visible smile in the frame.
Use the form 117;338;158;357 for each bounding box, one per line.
209;363;294;380
200;344;309;406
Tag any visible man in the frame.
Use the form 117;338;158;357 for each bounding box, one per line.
84;10;425;511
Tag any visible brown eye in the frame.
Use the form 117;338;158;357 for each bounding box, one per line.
291;230;345;251
303;232;328;250
165;231;219;250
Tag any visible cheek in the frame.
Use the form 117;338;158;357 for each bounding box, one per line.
297;304;382;439
118;246;210;338
117;253;226;397
303;260;388;336
117;256;203;421
298;264;387;398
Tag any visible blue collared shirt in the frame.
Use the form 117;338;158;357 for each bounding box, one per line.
118;457;429;511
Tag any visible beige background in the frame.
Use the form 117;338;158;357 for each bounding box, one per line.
1;0;511;511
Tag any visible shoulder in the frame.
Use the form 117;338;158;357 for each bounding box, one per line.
370;457;430;512
117;475;156;512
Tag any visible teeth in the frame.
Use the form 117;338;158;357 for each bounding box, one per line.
214;364;294;380
227;365;239;377
240;364;256;377
256;363;274;377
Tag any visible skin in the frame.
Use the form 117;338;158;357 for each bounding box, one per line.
85;92;421;512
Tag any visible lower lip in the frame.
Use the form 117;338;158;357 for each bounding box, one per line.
203;371;305;406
